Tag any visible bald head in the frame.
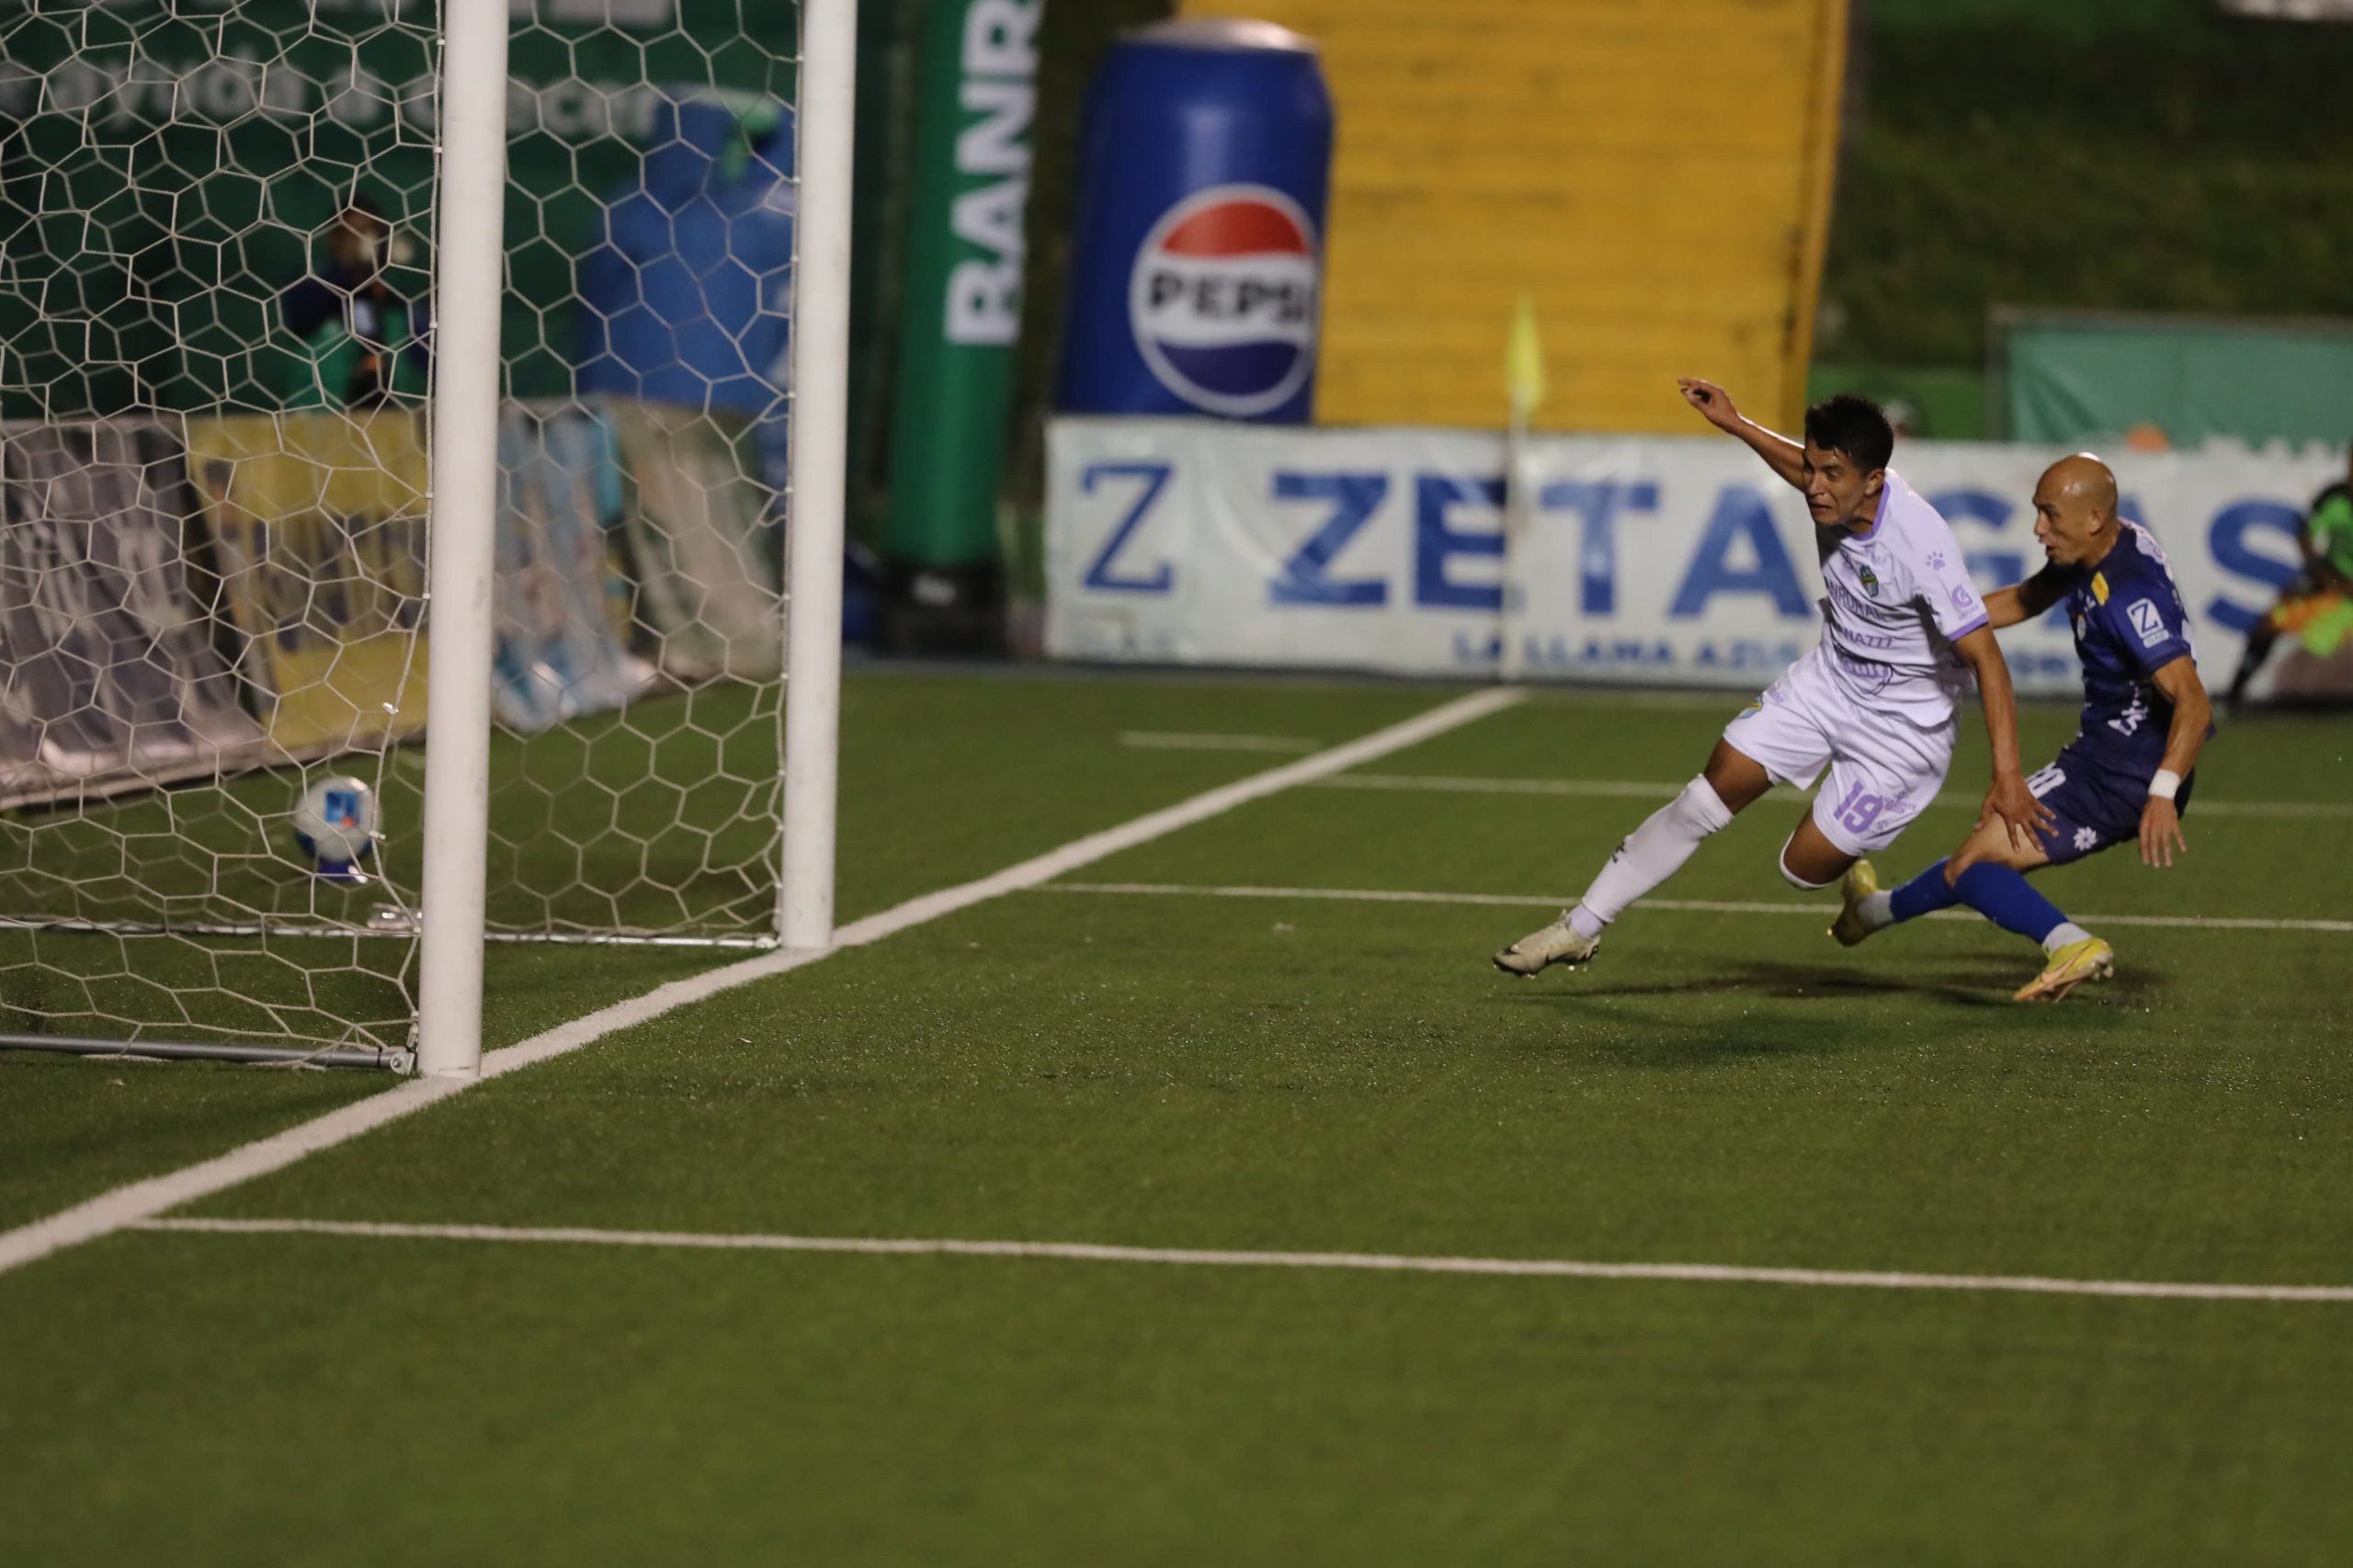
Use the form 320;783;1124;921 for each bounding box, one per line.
2031;452;2122;569
2043;453;2118;516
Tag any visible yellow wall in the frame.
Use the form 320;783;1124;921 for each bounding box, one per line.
1178;0;1848;433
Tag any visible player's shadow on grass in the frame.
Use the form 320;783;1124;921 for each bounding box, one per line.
1506;950;2165;1012
1501;952;2165;1065
1508;958;2014;1008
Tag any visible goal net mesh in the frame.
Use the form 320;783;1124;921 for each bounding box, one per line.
0;0;801;1061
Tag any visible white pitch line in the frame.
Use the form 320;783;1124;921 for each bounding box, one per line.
0;687;1526;1280
1120;731;1323;754
132;1216;2353;1304
1317;773;2353;819
1040;882;2353;935
1322;776;1691;801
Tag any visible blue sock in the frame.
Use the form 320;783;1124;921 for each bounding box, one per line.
1888;858;1962;923
1949;863;2068;945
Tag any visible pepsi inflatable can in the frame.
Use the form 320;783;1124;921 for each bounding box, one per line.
1056;19;1334;424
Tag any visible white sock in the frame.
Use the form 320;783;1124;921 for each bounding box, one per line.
1569;777;1735;934
2044;921;2093;953
1856;891;1896;933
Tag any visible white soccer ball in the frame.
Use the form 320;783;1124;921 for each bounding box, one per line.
291;776;379;881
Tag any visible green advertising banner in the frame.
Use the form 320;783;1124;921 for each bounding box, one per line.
0;0;794;420
1998;310;2353;447
882;0;1042;578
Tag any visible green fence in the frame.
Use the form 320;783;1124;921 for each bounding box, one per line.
1995;309;2353;446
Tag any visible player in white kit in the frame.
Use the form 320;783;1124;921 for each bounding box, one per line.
1493;381;2052;978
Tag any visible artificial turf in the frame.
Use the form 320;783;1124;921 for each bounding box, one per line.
0;669;1438;1230
2;669;2348;1564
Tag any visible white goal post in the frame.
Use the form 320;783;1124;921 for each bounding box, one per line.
779;0;853;960
0;0;852;1076
414;0;517;1080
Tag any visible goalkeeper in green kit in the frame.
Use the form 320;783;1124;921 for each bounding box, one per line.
2224;442;2353;708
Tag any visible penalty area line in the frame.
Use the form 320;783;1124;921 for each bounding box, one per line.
1039;882;2353;935
131;1216;2353;1304
0;687;1526;1281
1119;731;1323;753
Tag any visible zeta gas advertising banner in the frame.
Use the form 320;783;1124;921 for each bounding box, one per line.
1045;417;2342;701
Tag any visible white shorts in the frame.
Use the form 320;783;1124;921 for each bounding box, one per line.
1722;644;1959;856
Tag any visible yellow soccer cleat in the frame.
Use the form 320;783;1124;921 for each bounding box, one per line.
2015;937;2115;1003
1829;859;1881;948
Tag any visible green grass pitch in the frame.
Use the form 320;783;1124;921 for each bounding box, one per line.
3;667;2349;1564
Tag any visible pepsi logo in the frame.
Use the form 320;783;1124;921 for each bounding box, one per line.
1128;184;1320;418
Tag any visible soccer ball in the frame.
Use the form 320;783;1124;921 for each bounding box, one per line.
291;776;379;881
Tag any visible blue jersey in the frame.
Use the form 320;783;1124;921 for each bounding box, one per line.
2052;522;2200;771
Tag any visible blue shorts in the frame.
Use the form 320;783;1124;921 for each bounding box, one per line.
2025;743;2195;866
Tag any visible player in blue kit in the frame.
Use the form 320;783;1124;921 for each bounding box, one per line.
1832;454;2217;1000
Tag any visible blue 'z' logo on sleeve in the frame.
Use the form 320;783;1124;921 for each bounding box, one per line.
2126;598;2170;649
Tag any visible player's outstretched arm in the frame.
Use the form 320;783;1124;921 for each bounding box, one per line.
2138;655;2212;869
1952;623;2057;854
1983;567;2068;631
1677;378;1809;493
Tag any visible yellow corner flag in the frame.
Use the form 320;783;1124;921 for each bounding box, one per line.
1505;293;1546;423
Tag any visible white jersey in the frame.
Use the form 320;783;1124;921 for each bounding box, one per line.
1813;470;1988;724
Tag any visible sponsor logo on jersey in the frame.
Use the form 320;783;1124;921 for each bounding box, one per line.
2127;597;2168;648
1129;184;1320;417
2091;571;2110;606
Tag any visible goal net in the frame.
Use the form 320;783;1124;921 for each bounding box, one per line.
0;0;846;1072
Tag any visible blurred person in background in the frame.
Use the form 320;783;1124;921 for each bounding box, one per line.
2224;439;2353;710
280;194;429;412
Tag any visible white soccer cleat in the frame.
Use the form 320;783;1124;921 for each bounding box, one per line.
1492;911;1601;977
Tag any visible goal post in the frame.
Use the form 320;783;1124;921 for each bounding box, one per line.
779;0;855;956
415;0;515;1081
0;0;848;1074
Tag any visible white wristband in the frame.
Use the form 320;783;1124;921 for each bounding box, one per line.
2149;769;2182;801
